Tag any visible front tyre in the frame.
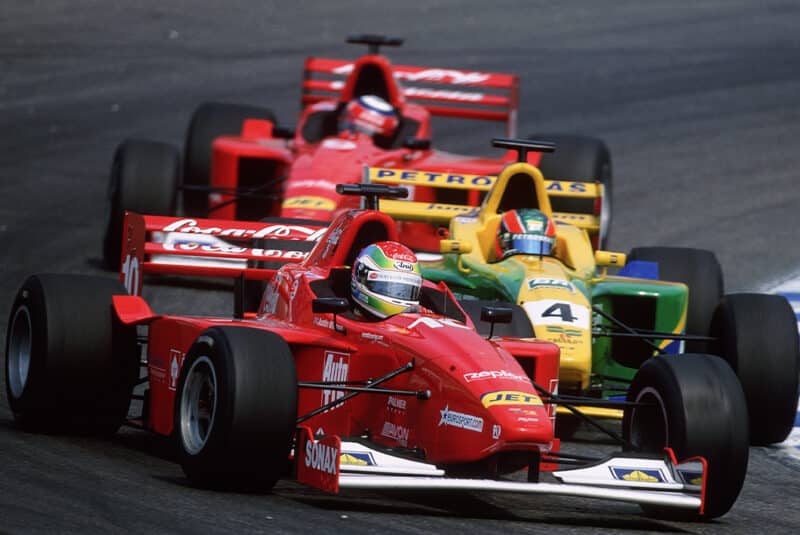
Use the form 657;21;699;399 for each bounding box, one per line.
623;354;749;520
710;293;800;445
175;326;297;490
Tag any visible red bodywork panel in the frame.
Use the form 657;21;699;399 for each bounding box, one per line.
201;50;547;252
117;207;561;467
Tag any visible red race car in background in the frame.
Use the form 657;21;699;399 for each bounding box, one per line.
102;34;612;268
11;185;748;520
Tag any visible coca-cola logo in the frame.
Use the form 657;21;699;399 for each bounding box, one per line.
161;219;325;241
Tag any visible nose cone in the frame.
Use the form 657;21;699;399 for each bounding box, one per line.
479;389;554;445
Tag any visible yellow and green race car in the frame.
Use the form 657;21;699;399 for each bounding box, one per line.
370;138;800;446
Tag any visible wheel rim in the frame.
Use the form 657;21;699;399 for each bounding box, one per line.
7;305;32;399
180;356;218;455
628;386;668;452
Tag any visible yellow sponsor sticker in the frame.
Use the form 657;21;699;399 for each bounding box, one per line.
282;196;336;210
480;390;543;408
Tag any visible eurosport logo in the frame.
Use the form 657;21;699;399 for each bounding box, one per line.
439;405;483;432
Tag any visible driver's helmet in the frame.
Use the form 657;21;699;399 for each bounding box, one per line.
339;95;399;138
351;241;422;318
495;209;557;259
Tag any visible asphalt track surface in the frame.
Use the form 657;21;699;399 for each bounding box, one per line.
2;1;800;533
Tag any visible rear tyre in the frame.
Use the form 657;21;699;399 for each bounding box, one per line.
623;354;749;520
183;102;277;217
458;299;534;338
709;293;800;445
175;326;297;490
102;139;180;270
527;134;612;248
5;274;139;434
627;246;723;353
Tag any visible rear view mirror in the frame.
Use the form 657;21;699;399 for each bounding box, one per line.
480;306;512;324
312;297;350;314
595;250;626;268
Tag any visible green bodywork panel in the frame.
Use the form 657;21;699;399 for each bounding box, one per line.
422;255;688;398
590;278;687;397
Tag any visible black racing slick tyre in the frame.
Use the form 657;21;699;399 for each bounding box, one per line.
102;139;180;270
709;293;800;445
627;246;723;353
623;354;749;520
175;327;297;491
457;299;534;338
182;102;277;217
5;274;139;434
527;134;612;249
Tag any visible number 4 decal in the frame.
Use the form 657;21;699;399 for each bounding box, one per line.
542;302;577;323
522;300;590;328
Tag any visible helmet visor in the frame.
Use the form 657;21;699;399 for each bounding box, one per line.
366;278;421;301
504;233;554;257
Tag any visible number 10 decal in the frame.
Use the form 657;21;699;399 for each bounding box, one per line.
522;300;590;328
122;254;140;296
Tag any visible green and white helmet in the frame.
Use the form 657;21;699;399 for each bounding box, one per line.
351;241;422;318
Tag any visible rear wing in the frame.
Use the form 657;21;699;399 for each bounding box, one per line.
119;212;328;296
364;167;603;234
302;57;519;137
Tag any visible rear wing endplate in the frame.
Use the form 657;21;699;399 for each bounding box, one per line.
302;57;519;137
119;212;327;296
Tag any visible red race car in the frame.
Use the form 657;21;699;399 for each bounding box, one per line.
102;34;612;268
10;186;748;520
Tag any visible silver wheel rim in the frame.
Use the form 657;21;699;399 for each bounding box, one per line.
7;305;32;399
179;356;218;455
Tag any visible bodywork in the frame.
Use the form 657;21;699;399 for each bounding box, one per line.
112;204;707;512
199;44;605;251
376;160;687;407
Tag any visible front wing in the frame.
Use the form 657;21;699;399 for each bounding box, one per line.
295;427;707;514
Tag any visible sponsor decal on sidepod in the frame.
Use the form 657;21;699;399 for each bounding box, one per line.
439;405;484;432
